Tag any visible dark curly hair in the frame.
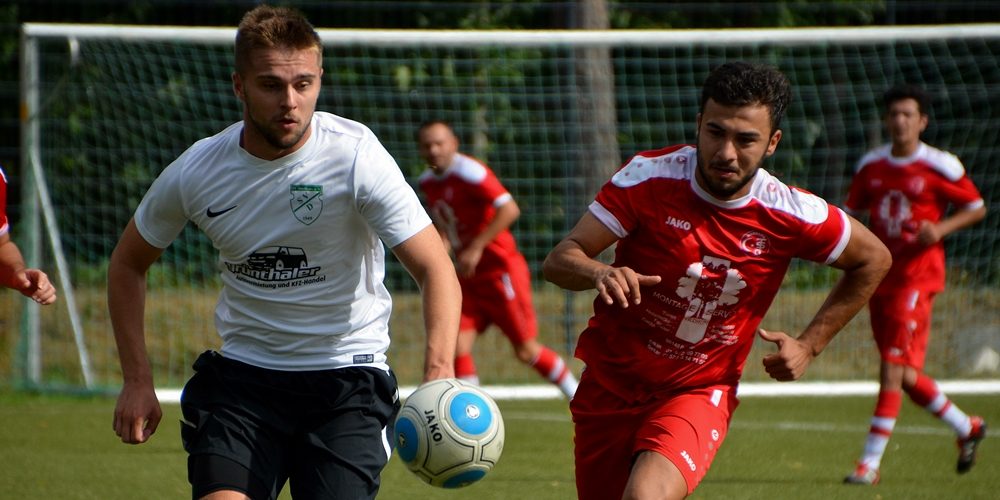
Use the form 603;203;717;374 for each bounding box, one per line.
700;61;791;134
883;83;931;115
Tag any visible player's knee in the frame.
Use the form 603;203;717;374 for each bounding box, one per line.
512;342;538;364
623;451;688;500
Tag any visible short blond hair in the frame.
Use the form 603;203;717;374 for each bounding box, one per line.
234;5;322;74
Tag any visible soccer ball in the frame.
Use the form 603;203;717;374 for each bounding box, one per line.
394;378;505;488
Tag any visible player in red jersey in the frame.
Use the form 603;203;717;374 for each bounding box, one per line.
543;62;891;499
417;120;578;398
0;166;57;305
843;84;987;485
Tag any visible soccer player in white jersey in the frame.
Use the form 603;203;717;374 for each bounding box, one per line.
0;166;57;305
543;61;892;499
108;6;460;499
417;120;578;399
843;84;987;485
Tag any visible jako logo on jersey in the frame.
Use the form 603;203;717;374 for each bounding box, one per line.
665;216;692;231
291;184;323;225
679;450;697;471
739;231;770;256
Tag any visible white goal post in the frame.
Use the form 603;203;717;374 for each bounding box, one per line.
18;22;1000;393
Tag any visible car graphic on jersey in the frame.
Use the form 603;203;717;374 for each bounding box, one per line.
247;246;308;271
226;246;322;285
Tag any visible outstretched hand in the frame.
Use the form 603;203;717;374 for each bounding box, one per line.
594;266;661;308
15;268;57;305
758;328;815;382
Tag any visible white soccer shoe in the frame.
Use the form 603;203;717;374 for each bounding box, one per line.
843;462;880;485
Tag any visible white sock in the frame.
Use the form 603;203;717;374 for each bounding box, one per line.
559;371;579;399
860;416;896;469
939;403;972;437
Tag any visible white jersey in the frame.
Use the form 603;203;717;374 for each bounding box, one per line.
134;111;432;371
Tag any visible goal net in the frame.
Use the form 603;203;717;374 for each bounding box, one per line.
15;23;1000;393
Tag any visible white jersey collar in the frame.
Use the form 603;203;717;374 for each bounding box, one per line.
689;164;763;210
235;116;319;170
886;142;927;166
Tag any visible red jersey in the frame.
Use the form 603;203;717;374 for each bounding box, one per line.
0;166;9;236
577;145;851;402
844;143;983;293
418;153;521;277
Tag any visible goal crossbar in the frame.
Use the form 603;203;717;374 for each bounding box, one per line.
23;22;1000;47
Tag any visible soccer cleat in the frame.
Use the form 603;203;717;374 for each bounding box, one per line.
957;416;986;474
843;462;880;485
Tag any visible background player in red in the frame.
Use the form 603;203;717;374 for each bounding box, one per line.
417;120;578;398
843;84;987;485
543;61;891;499
0;166;57;305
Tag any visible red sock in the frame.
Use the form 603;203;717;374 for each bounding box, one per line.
455;353;477;380
530;347;570;384
906;373;951;416
871;390;902;434
859;390;903;468
905;373;938;407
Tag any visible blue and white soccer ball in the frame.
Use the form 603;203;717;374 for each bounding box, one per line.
394;378;505;488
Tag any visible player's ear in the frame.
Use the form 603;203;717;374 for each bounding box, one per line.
232;72;245;101
765;129;782;157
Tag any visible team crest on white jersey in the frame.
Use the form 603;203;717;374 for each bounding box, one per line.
291;184;323;225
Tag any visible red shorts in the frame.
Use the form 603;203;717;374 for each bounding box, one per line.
459;254;537;344
869;288;936;369
570;371;738;498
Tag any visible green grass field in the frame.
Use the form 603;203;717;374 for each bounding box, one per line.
1;391;997;499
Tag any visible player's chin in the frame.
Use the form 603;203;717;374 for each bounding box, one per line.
270;130;305;150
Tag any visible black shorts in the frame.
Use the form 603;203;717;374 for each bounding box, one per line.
179;350;400;500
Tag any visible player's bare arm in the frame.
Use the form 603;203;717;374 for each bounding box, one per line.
760;216;891;381
917;203;986;246
392;224;461;382
108;218;165;444
457;198;520;277
543;211;661;308
0;233;57;304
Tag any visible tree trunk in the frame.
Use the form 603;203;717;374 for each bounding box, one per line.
573;0;619;202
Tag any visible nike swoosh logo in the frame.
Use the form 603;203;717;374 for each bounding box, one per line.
206;205;238;218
